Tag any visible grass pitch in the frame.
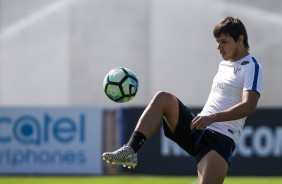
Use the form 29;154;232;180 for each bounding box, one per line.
1;175;282;184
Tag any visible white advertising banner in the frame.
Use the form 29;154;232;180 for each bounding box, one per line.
0;108;103;174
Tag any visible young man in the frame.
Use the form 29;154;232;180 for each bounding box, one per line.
102;16;263;184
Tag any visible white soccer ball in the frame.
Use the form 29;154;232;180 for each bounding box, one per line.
103;67;138;103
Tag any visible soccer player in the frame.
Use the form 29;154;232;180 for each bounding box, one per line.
102;16;263;184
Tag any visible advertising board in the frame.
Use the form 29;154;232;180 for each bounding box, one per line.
121;108;282;175
0;108;102;175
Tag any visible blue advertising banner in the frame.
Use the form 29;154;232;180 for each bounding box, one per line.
0;108;102;175
120;108;282;176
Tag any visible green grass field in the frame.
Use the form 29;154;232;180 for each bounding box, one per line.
1;175;282;184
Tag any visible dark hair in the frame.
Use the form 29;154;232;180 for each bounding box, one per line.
213;16;249;49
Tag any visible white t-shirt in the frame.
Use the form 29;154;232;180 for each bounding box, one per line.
199;54;263;144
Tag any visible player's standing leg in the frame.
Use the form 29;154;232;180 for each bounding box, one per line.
197;150;228;184
102;91;179;168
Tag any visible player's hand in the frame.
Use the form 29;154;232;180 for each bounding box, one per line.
190;115;213;130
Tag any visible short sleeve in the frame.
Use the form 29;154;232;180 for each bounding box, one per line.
243;57;263;94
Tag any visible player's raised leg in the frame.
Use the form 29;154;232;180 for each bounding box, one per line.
102;91;179;168
134;91;179;138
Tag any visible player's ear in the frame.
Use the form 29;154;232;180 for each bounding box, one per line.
238;34;244;44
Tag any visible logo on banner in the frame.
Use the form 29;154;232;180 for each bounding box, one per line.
0;113;87;166
0;114;85;145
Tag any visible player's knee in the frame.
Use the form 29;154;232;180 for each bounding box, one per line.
155;91;172;99
153;91;175;105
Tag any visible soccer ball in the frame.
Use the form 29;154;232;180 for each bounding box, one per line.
103;67;138;103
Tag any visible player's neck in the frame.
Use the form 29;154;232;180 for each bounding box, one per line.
230;48;249;62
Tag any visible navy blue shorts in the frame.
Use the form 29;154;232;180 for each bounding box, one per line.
163;98;236;165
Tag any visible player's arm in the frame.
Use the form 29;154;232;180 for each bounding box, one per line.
190;90;260;130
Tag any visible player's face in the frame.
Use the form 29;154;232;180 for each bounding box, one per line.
215;34;241;62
